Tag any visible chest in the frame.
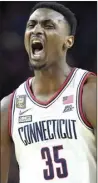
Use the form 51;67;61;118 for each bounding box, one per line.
15;88;76;124
13;89;80;146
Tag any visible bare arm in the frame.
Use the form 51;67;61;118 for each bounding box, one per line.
1;95;12;183
83;75;97;133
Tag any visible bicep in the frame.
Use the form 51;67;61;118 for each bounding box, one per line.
1;96;12;183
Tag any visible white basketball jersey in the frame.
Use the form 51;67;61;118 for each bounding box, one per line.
9;68;96;183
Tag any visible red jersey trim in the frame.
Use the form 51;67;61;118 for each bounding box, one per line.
26;68;76;106
8;91;15;137
78;72;96;129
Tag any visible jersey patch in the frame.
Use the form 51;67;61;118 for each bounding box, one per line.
16;95;26;109
18;115;32;123
63;105;74;113
63;95;73;105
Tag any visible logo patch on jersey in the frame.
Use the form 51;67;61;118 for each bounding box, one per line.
19;108;32;115
63;105;74;113
16;95;26;109
63;95;73;105
18;115;32;123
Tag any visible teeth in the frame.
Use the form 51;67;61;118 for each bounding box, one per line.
32;40;41;44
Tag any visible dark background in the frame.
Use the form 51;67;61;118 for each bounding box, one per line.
0;1;97;183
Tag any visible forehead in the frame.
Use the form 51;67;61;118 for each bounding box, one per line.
29;8;65;22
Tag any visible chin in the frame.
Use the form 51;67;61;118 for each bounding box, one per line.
33;63;47;70
29;59;46;70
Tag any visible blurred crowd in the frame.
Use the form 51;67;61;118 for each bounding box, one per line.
0;1;97;183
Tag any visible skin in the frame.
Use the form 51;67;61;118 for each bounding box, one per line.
24;8;74;101
1;8;96;183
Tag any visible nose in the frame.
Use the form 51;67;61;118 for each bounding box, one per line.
32;23;44;36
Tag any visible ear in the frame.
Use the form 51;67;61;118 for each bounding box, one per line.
24;32;29;54
65;36;74;49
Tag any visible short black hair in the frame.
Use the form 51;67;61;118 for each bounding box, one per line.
30;2;77;36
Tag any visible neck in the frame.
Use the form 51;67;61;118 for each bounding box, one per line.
32;60;71;96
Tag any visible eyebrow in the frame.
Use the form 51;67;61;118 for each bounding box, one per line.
27;19;55;24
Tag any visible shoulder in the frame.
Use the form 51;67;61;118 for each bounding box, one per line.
1;94;13;143
1;92;16;125
82;74;97;128
1;94;12;112
83;75;96;96
1;93;14;130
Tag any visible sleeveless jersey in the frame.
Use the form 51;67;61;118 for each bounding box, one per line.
9;68;96;183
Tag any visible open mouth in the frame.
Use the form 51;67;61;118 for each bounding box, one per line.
31;41;44;55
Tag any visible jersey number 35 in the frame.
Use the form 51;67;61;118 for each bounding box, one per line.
41;145;68;180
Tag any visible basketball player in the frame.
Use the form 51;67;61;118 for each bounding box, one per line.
1;2;96;183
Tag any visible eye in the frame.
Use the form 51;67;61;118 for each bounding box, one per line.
45;24;54;29
27;24;35;28
27;21;36;28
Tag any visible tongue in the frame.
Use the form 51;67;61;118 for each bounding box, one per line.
34;49;40;54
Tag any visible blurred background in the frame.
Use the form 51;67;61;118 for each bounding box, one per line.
0;1;97;183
